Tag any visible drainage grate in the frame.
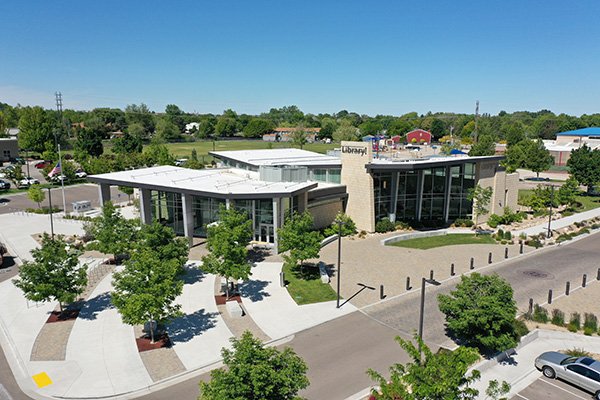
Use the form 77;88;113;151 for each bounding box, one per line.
522;270;553;279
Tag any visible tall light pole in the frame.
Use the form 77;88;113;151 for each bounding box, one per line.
47;187;55;239
547;185;555;238
336;219;344;309
418;277;441;355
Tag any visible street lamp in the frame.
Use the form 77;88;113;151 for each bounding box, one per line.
547;185;556;238
336;218;344;309
418;277;441;355
47;187;55;239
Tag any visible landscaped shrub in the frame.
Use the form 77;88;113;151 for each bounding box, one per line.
551;309;565;326
394;221;411;230
556;233;572;243
568;312;581;332
25;207;62;214
525;238;543;248
504;231;512;241
323;212;357;237
453;218;474;227
565;347;591;357
532;304;549;323
375;219;395;233
584;326;594;336
496;229;504;240
584;313;598;332
591;223;600;230
487;214;501;228
513;318;529;339
488;208;526;228
358;230;367;239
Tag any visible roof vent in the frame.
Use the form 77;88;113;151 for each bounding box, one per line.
259;165;308;183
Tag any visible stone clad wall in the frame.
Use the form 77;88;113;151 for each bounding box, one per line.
475;161;519;223
340;141;375;232
308;200;343;230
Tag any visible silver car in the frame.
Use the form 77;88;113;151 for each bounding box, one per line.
535;351;600;399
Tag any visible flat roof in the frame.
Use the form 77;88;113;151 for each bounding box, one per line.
88;165;317;199
367;155;505;171
210;148;341;168
557;127;600;137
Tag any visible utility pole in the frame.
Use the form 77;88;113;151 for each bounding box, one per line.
473;100;480;144
547;185;555;238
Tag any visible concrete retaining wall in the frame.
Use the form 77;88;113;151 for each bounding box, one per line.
380;229;447;246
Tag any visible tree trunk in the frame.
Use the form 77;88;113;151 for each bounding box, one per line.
149;320;155;343
225;277;230;299
536;171;540;179
58;302;63;313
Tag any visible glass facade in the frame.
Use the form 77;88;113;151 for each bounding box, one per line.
192;196;225;236
150;191;184;235
310;168;342;184
373;163;476;224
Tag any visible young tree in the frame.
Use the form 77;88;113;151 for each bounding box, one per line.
468;134;496;156
111;246;184;342
199;331;309;400
201;207;253;298
18;106;56;153
556;177;579;206
75;126;104;158
89;201;137;263
27;184;46;209
278;211;323;269
291;126;307;149
155;119;181;142
438;273;519;353
137;222;188;265
567;144;600;194
525;139;553;178
467;184;493;226
13;234;88;312
119;186;134;202
332;120;360;142
368;334;481;400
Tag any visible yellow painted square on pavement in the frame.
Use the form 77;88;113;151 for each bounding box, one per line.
32;372;53;388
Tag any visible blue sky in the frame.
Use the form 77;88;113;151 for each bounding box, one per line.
1;1;599;116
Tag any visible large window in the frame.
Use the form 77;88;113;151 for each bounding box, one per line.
421;167;447;221
192;196;225;236
447;163;475;220
374;172;393;221
150;191;184;235
396;171;418;220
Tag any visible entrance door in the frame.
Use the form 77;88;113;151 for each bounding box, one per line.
259;224;274;243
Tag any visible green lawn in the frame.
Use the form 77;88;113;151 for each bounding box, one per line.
518;189;600;212
389;233;496;250
282;261;338;305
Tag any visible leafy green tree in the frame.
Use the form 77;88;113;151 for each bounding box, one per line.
243;118;275;138
214;117;237;137
137;222;188;265
319;117;337;139
557;177;579;206
278;211;323;269
567;144;600;193
75;126;104;158
525;139;553;178
113;130;143;154
199;331;309;400
504;141;528;173
89;201;137;263
0;111;8;137
13;234;88;312
368;334;481;400
485;379;511;400
155;119;181;142
125;103;154;133
332;120;360;142
112;246;184;342
291;125;308;149
525;184;557;213
196;118;215;139
438;273;519;353
165;104;185;131
468;134;496;156
324;212;357;237
27;184;45;209
503;120;526;146
143;143;174;166
201;207;253;298
18;106;57;153
359;119;382;136
119;186;134;202
467;185;493;226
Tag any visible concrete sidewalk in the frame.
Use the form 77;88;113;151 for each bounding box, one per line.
515;206;600;237
471;330;600;399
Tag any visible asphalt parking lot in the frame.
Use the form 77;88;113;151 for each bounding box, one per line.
512;375;596;400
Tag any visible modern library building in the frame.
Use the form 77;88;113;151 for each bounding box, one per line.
88;141;518;249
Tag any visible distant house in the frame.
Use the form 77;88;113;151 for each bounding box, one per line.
0;138;19;162
185;122;200;133
263;127;321;143
7;128;19;138
544;127;600;166
406;129;432;145
109;131;125;139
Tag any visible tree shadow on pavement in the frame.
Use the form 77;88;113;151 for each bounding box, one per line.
239;279;271;302
181;265;205;285
78;292;114;320
168;309;218;343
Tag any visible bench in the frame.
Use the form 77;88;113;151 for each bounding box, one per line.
226;300;244;318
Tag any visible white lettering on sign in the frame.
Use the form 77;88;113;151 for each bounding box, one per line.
341;146;367;156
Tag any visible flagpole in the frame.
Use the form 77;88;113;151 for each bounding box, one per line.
58;144;67;216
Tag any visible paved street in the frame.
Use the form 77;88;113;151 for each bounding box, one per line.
512;376;594;400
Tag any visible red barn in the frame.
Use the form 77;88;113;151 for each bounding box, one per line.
406;129;432;144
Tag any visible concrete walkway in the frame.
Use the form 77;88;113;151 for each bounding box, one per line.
515;206;600;237
471;330;600;399
240;262;357;339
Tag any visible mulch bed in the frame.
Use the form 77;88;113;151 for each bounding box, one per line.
214;294;242;305
136;333;172;352
46;309;80;323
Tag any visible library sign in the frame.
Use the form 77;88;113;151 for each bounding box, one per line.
341;145;367;157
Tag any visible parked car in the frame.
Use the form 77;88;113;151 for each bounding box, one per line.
535;351;600;399
50;174;68;183
75;169;87;178
10;157;25;165
19;177;40;187
0;179;10;190
34;160;51;169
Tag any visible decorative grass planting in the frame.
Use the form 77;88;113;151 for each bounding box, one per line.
389;234;496;250
282;262;338;305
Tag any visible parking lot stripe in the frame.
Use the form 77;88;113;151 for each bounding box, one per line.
539;379;589;400
515;394;531;400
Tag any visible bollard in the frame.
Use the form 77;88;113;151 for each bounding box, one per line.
470;257;474;270
528;298;534;315
488;252;492;264
406;276;411;291
597;268;600;281
583;274;587;288
520;241;524;254
380;284;385;300
548;289;553;304
505;247;509;259
430;270;434;280
566;281;570;296
451;263;455;276
280;271;285;287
